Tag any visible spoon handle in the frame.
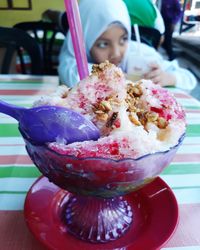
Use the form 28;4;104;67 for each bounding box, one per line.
0;100;26;121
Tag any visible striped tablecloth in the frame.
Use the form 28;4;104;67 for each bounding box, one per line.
0;75;200;250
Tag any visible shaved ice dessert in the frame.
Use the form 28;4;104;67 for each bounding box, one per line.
34;61;186;160
25;61;186;243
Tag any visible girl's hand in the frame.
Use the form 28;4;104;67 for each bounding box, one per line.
143;62;176;87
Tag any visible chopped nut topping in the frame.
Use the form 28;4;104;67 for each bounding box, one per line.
92;60;113;75
125;82;169;130
61;92;68;98
157;117;168;129
99;100;112;112
137;111;148;126
127;83;143;97
92;76;169;131
125;97;138;112
93;100;112;114
93;99;113;122
146;112;159;122
96;113;109;121
94;110;105;114
106;96;121;106
129;112;141;126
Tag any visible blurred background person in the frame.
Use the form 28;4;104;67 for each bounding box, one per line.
161;0;183;60
123;0;165;36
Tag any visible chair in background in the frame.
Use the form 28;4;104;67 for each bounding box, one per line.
14;21;65;75
0;26;43;75
131;26;162;50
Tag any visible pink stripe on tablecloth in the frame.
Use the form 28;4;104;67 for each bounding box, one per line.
174;93;191;99
0;90;52;95
173;154;200;162
0;204;199;249
186;110;200;113
0;155;32;165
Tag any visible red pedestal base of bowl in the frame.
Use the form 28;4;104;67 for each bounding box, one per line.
24;176;178;250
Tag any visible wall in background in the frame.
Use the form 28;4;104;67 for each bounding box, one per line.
0;0;64;27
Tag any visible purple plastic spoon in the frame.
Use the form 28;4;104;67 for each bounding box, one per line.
0;100;100;144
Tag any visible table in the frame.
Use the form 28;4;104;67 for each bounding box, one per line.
0;74;200;250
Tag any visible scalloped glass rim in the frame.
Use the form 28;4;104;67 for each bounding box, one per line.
23;131;185;163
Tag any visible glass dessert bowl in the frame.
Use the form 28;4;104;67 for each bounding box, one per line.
23;133;185;244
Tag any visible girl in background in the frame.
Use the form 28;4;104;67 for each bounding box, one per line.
58;0;196;91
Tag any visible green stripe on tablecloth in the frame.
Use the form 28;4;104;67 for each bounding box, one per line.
0;124;20;137
172;186;200;190
1;123;200;137
163;163;200;175
185;106;200;110
16;103;32;107
0;167;40;178
0;191;27;194
0;80;46;84
0;83;45;87
0;103;32;108
186;124;200;136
